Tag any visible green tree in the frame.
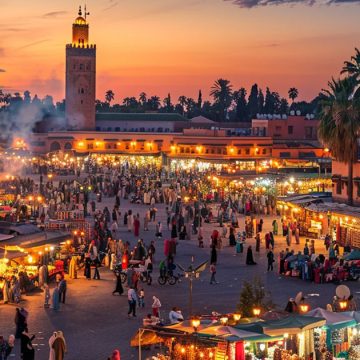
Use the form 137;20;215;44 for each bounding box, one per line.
247;83;259;119
236;277;272;317
233;87;248;122
148;96;161;111
318;77;360;205
279;98;289;114
178;95;187;116
163;93;173;112
197;90;202;108
210;78;232;122
288;87;299;103
139;92;147;106
105;89;115;104
257;88;264;114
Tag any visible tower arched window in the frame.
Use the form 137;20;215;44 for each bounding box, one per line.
81;88;84;94
79;64;83;70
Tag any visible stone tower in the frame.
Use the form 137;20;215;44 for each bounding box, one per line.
65;6;96;130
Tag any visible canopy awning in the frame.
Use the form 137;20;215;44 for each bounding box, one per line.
306;308;357;330
261;315;326;336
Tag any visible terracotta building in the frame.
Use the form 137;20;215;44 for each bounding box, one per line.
65;7;96;130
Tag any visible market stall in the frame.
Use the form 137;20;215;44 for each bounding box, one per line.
306;308;356;355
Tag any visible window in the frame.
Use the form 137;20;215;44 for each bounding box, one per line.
245;149;250;155
80;100;83;104
305;127;314;139
79;64;84;70
262;149;267;155
288;126;293;135
81;88;84;94
237;149;241;155
275;126;282;132
107;127;112;131
217;148;222;154
115;127;120;132
87;144;93;150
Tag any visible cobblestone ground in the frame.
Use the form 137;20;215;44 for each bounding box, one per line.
1;195;359;359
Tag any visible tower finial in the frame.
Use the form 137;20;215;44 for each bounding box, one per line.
84;4;90;20
78;5;82;16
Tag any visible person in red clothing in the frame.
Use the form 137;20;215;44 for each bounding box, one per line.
109;349;120;360
133;215;140;237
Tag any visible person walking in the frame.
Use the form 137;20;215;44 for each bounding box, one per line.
246;246;256;265
127;286;137;318
255;233;261;252
209;263;217;284
93;257;101;280
58;277;67;304
15;308;27;339
151;296;161;318
112;270;124;296
267;250;275;271
20;328;35;360
210;245;217;265
84;254;91;280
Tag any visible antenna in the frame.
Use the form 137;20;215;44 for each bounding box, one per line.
84;4;90;20
78;6;82;16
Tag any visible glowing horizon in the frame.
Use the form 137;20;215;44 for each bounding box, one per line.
0;0;359;103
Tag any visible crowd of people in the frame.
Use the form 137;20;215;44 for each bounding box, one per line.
1;160;358;359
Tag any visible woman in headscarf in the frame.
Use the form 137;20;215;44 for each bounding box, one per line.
15;308;27;339
20;328;35;360
110;349;120;360
52;331;66;360
246;246;257;265
112;270;124;296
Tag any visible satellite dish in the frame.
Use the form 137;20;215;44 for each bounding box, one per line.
295;291;303;305
296;110;301;116
336;285;351;300
326;304;333;312
290;110;295;116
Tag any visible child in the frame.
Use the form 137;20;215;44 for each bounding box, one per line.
138;288;145;308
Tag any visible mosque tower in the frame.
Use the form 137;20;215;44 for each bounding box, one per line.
65;6;96;130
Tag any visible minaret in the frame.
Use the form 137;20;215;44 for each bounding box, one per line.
65;6;96;130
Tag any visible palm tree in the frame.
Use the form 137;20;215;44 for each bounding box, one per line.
341;48;360;99
288;87;299;103
139;92;147;106
105;90;115;104
148;96;160;111
178;95;187;116
210;79;232;121
318;77;360;205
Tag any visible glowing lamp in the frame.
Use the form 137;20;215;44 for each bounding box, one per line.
252;307;261;317
233;313;241;321
191;318;201;331
209;352;214;358
259;344;266;351
284;333;289;339
181;347;185;354
299;303;310;313
219;316;228;325
50;246;54;251
339;300;348;311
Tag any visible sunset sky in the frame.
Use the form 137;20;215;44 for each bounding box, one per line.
0;0;359;103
